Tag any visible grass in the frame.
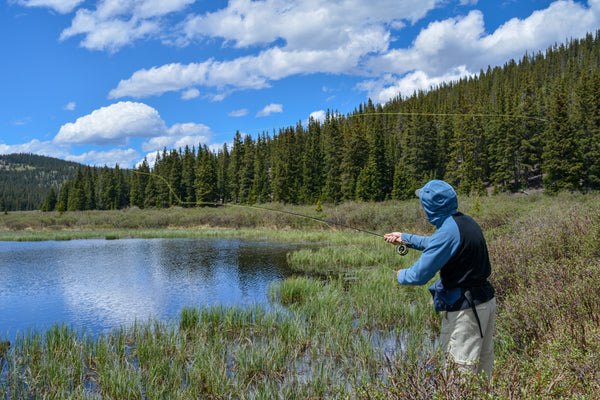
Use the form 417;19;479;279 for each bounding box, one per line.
1;192;600;398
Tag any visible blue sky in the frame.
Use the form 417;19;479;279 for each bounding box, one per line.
1;0;600;168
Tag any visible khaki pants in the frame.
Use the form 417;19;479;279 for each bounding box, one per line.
440;297;496;380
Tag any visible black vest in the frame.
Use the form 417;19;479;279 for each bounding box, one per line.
440;212;495;304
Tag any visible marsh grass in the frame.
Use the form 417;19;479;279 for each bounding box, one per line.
2;193;600;398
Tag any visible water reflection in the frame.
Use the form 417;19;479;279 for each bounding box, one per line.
0;238;297;339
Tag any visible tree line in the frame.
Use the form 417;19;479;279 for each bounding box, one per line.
43;30;600;212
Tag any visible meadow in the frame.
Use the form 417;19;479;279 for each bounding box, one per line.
0;192;599;398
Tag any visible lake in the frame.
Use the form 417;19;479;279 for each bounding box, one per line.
0;238;301;340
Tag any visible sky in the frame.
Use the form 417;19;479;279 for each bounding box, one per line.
1;0;600;168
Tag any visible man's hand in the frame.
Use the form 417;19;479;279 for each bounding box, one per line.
384;232;404;245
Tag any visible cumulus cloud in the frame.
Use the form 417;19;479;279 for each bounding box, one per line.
63;101;76;111
141;122;211;152
362;0;600;102
17;0;84;14
106;0;600;103
107;0;432;99
180;0;435;50
109;41;386;99
65;148;140;166
256;103;283;117
59;0;196;52
54;101;168;146
358;67;471;103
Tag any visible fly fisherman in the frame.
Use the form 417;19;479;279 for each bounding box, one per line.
384;180;496;380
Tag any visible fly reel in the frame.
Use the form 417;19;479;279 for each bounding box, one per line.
396;244;409;256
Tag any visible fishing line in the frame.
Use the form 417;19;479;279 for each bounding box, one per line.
347;111;550;123
222;111;550;138
132;111;551;258
131;169;409;257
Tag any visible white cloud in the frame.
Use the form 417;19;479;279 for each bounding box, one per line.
63;101;76;111
256;103;283;117
54;101;168;146
309;110;326;123
141;122;211;152
59;0;196;52
60;9;160;52
359;67;471;103
362;0;600;103
0;138;139;168
0;139;69;159
108;36;388;99
107;0;600;103
181;88;200;100
17;0;84;14
180;0;435;50
107;0;435;99
65;148;140;166
229;108;248;117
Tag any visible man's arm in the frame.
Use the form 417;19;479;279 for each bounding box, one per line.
396;219;460;286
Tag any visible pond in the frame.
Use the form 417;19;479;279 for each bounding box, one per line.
0;238;302;340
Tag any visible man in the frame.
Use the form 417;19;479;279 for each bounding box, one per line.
384;179;496;380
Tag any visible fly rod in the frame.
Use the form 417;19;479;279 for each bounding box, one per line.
229;202;409;256
132;169;409;256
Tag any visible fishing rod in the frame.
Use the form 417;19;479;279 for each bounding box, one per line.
132;169;409;256
132;111;552;255
232;202;409;256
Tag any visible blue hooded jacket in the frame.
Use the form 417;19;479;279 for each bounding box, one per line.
397;180;494;310
397;180;460;286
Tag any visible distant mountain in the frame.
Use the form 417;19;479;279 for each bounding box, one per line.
0;153;82;211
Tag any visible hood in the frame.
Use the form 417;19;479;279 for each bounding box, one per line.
416;180;458;228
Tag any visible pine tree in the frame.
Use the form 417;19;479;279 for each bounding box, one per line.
228;132;244;203
575;69;600;191
321;111;343;203
340;113;367;200
41;187;57;212
251;133;270;203
182;145;197;205
144;174;159;208
300;119;323;203
195;145;218;204
515;71;544;190
99;167;116;210
542;79;582;193
271;128;294;203
238;135;255;203
216;144;230;203
131;158;150;208
84;166;97;210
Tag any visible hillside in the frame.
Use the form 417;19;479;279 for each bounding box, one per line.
0;153;81;211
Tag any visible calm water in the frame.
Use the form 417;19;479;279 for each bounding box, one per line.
0;238;300;339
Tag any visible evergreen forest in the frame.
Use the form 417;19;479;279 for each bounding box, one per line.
28;30;600;211
0;154;80;211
